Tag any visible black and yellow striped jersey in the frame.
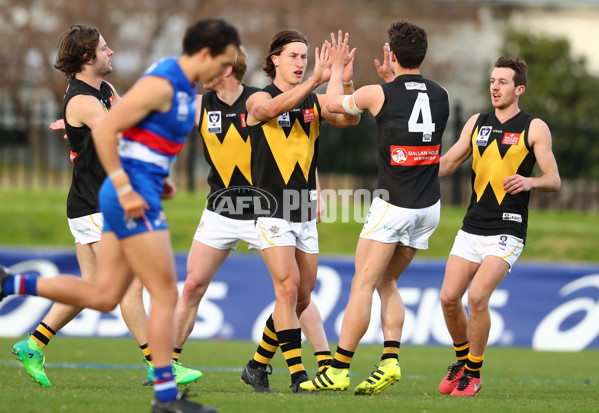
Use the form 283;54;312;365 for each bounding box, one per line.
462;110;537;241
199;85;259;220
248;83;320;222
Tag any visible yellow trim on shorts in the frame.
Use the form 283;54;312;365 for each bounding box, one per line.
500;239;521;259
359;202;390;238
89;214;102;231
259;222;278;247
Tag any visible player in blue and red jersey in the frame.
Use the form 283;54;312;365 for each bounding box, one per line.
1;18;240;413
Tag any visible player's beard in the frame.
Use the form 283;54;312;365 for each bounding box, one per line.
95;61;112;78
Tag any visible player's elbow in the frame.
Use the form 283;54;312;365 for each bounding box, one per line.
325;100;344;114
551;175;561;192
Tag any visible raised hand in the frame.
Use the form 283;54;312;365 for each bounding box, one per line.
374;42;395;82
313;40;331;85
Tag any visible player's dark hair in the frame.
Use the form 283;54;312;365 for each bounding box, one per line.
263;30;308;79
55;25;100;79
387;20;427;69
231;46;248;81
495;57;528;87
183;18;240;57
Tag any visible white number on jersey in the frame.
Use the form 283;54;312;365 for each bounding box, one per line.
408;92;435;142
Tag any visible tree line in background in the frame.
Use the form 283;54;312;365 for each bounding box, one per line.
0;0;598;181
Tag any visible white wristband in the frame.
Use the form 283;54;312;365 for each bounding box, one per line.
342;80;353;86
109;168;126;179
116;183;133;197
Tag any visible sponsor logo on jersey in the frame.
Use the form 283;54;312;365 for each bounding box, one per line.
390;144;440;166
207;111;222;133
277;112;291;127
303;108;315;123
502;132;521;145
502;213;522;223
476;126;492;146
405;82;427;91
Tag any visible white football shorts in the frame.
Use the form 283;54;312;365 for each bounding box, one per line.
193;209;261;250
67;213;103;245
359;197;440;250
255;217;318;254
449;229;524;271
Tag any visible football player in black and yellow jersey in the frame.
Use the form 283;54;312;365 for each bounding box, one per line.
169;47;334;393
245;30;360;393
302;22;450;395
437;57;560;396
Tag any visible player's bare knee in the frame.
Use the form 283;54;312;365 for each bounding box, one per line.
467;293;489;313
440;291;461;311
181;277;208;301
295;296;310;315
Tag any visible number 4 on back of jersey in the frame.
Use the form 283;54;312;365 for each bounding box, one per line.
408;92;435;142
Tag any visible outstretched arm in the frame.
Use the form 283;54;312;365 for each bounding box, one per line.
439;114;477;178
247;42;331;125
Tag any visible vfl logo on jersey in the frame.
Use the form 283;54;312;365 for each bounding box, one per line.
240;113;247;128
303;108;315;123
405;82;427;91
109;95;115;106
208;111;222;133
278;112;291;127
476;126;492;146
502;132;521;145
502;213;522;223
390;145;440;166
70;151;78;164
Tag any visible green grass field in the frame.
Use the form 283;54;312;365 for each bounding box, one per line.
1;188;598;412
0;187;598;262
0;338;597;413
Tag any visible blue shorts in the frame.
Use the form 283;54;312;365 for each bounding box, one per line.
99;169;168;239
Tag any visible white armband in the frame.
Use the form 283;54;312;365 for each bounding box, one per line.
341;94;364;116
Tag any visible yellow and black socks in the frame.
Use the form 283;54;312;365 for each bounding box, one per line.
314;350;332;372
30;322;55;350
249;314;279;369
331;346;354;369
454;341;469;364
277;328;306;382
139;343;152;363
172;347;182;362
381;340;400;362
464;353;483;378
